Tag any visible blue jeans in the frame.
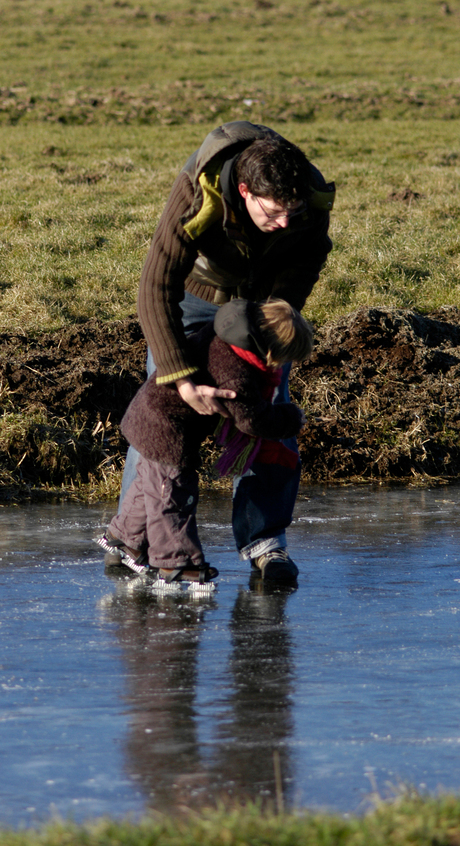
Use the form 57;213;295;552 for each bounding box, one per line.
119;292;301;560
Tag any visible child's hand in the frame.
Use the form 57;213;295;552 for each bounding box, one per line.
176;378;236;417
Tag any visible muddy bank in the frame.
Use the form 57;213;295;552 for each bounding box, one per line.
1;306;460;500
0;318;147;500
293;306;460;483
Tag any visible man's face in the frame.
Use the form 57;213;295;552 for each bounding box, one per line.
238;182;304;233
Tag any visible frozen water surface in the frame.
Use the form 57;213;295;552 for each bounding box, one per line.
1;485;460;826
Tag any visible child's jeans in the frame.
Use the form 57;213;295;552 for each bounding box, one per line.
110;457;204;569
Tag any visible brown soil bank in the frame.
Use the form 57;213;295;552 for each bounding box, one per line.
1;306;460;501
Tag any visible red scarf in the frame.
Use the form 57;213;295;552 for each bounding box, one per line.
214;347;298;476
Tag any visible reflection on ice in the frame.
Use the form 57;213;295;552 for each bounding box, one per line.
1;485;460;826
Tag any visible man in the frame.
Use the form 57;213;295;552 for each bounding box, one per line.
119;120;334;584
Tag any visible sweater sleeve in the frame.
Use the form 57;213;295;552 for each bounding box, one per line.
137;171;200;384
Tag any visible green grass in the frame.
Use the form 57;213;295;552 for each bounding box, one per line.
0;117;459;333
1;0;460;122
0;0;459;335
3;794;460;845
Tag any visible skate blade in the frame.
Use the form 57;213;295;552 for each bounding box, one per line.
94;535;148;575
120;554;149;576
149;580;182;595
147;578;216;596
187;581;216;594
94;535;113;553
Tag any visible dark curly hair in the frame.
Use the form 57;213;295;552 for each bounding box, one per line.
234;137;312;206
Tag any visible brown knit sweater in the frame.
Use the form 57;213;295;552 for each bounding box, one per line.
137;171;331;385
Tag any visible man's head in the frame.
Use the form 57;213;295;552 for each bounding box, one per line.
235;137;312;232
259;298;314;367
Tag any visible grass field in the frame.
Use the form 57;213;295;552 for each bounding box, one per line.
0;0;459;333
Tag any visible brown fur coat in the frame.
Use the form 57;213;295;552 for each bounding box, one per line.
121;323;304;470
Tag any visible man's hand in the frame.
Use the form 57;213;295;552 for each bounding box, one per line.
176;377;236;417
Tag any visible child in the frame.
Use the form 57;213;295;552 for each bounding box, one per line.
96;298;313;585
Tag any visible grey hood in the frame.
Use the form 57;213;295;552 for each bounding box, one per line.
213;298;268;362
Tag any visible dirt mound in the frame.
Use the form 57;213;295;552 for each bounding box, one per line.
0;318;146;498
0;317;146;419
1;306;460;499
293;306;460;482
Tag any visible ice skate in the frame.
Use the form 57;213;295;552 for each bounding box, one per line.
94;532;149;576
148;561;219;594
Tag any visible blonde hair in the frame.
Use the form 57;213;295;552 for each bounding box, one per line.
259;298;314;367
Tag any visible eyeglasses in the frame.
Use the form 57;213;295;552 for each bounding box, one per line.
253;195;307;221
